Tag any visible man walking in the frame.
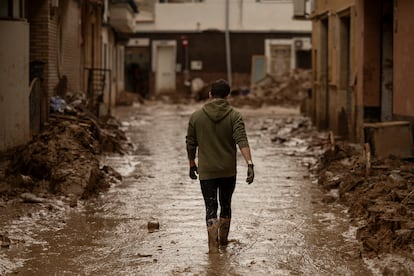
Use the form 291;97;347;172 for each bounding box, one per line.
186;79;254;253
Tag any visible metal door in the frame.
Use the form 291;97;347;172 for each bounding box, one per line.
155;45;176;94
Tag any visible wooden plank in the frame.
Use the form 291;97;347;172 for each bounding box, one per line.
363;121;410;128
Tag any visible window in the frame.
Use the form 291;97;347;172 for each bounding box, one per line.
0;0;26;19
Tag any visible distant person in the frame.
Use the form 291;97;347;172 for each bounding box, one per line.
185;79;254;253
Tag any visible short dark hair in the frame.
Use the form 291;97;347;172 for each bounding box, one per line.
210;79;230;98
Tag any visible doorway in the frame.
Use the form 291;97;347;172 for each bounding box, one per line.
125;46;150;98
154;42;176;94
318;17;329;129
380;0;394;122
338;13;351;138
296;50;311;69
269;44;292;77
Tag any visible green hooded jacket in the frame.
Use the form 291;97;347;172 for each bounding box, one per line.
186;99;249;180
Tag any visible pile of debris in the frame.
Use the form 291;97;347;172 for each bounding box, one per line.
317;141;414;257
269;116;414;258
0;95;127;202
229;69;312;108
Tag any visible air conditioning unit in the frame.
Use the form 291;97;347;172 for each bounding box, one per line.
294;39;303;49
293;0;306;18
294;38;311;51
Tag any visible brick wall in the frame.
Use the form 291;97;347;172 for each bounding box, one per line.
48;7;58;98
60;0;82;93
28;0;49;92
29;0;82;97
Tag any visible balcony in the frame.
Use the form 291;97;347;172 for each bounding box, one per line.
109;0;139;33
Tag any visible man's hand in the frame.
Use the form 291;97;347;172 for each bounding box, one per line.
246;164;254;184
189;165;198;180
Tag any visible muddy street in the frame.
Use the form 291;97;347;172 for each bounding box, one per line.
2;102;377;275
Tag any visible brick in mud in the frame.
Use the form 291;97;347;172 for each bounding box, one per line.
148;221;160;233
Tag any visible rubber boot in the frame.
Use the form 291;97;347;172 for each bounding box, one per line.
207;218;219;253
219;218;231;246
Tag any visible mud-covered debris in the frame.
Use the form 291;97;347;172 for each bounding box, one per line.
191;77;208;101
4;121;106;199
265;116;326;164
65;194;78;208
148;221;160;233
228;69;312;108
1;102;127;201
137;253;153;258
20;193;45;204
269;117;315;144
20;175;34;186
0;233;11;248
117;91;144;106
314;138;414;257
102;165;122;182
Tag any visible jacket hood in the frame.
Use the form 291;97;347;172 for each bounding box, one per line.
202;99;232;123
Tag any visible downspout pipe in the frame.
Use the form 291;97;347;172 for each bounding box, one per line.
225;0;232;87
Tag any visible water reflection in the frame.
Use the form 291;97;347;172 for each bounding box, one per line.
205;249;237;276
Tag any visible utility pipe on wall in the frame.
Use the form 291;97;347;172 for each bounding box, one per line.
225;0;232;87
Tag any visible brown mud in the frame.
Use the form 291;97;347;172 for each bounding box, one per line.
230;69;311;108
0;115;125;201
0;107;127;260
317;142;414;261
0;103;373;275
0;94;413;274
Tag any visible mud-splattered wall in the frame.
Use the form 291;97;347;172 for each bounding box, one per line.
0;21;30;151
393;0;414;118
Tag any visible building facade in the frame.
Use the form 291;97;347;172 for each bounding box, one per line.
126;0;312;96
0;0;30;151
309;0;414;156
0;0;137;151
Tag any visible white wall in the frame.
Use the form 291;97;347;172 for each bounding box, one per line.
110;4;136;32
0;20;30;151
134;0;311;32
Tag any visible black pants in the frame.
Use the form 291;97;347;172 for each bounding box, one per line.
200;176;236;223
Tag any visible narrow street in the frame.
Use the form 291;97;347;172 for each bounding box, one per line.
2;102;375;275
2;0;414;274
